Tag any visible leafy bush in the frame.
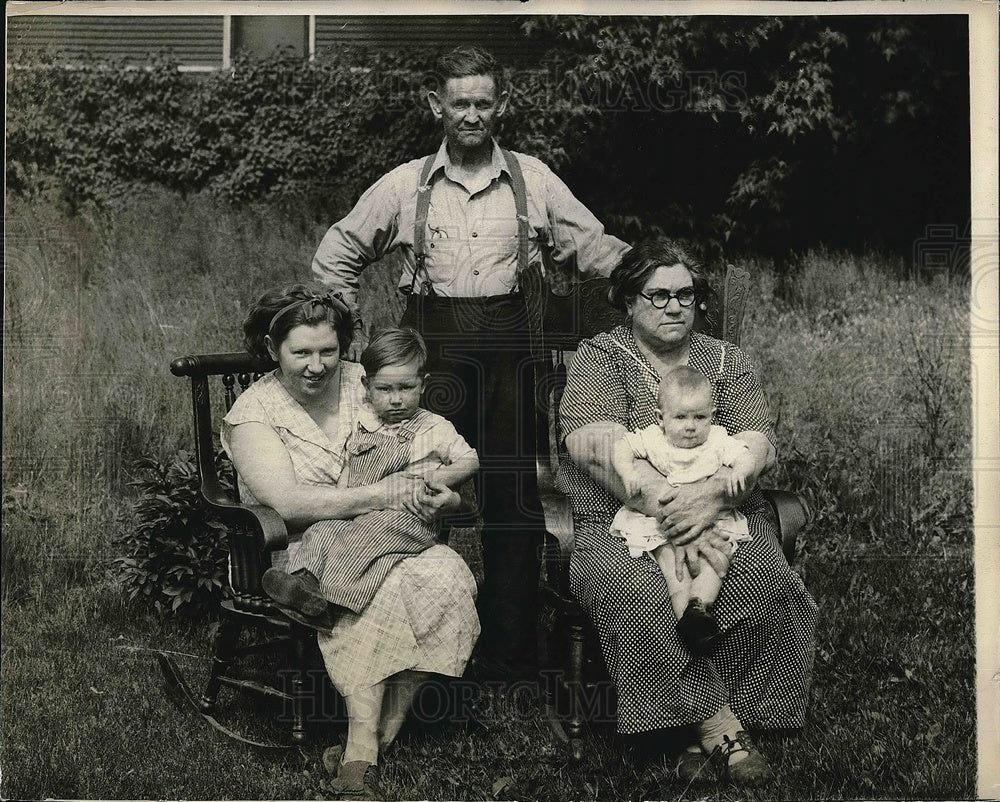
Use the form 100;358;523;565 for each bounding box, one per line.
6;49;439;215
113;448;234;617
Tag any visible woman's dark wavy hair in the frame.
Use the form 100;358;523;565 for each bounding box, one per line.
243;282;354;366
608;239;713;315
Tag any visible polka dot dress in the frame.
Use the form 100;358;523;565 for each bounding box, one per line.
557;327;818;735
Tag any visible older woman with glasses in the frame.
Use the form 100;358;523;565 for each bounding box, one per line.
558;239;817;787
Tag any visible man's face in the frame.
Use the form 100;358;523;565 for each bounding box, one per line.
429;74;508;153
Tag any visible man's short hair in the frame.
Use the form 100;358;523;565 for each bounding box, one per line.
432;46;507;95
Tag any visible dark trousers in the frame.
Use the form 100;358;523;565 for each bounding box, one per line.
400;293;544;681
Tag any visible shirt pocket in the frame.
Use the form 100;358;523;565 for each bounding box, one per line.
476;214;520;254
347;438;377;457
423;203;462;286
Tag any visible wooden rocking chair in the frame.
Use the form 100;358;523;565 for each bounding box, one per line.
166;352;319;745
165;352;477;746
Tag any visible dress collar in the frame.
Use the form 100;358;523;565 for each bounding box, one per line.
610;326;662;385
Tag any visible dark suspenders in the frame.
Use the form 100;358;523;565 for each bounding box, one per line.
409;154;438;295
501;148;531;278
409;148;531;296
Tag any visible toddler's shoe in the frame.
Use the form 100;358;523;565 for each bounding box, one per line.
262;567;327;617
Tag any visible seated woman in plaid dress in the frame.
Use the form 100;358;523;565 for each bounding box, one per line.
558;240;817;789
223;287;480;800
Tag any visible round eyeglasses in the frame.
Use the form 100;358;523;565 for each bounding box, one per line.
638;288;697;309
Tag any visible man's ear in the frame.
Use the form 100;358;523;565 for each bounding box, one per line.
654;407;663;424
496;89;510;117
427;90;443;120
264;335;279;362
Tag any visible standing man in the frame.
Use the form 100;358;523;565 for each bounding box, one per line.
312;46;629;684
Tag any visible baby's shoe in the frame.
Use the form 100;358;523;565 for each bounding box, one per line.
676;598;720;655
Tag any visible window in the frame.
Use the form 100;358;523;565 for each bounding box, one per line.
230;16;309;60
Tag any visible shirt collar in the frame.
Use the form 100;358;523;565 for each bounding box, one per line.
430;138;507;184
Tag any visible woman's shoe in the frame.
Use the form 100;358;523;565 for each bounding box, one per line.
329;759;381;800
262;568;327;617
710;730;774;787
322;744;345;775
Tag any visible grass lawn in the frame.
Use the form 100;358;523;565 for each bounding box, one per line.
1;511;975;800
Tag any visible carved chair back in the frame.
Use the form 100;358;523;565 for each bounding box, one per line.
170;352;284;614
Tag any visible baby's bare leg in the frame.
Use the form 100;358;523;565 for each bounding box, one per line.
652;543;691;620
689;528;734;606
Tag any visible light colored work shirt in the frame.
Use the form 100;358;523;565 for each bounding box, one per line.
312;139;630;312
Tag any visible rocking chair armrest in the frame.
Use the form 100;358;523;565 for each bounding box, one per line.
759;488;810;565
245;505;290;551
542;530;574;609
203;493;290;552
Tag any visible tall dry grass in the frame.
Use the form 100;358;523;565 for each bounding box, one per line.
2;190;406;602
739;250;970;551
3;194;972;577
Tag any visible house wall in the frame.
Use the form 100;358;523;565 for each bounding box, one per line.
313;16;543;64
7;14;547;69
7;15;224;67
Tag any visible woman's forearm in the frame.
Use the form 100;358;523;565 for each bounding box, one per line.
229;421;391;529
725;431;775;507
565;423;666;518
254;482;385;530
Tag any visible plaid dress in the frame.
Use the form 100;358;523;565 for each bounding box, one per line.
557;327;817;734
222;365;479;697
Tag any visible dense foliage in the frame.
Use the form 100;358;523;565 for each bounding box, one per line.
113;449;233;617
518;16;970;260
7;16;969;262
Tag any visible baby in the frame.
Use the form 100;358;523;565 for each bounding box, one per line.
263;328;479;621
610;365;754;653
